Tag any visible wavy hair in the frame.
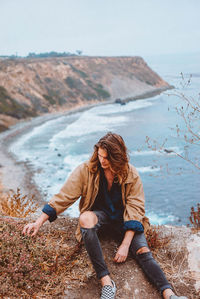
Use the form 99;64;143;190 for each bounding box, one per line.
88;132;129;184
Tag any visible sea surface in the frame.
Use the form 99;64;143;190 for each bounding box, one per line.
9;53;200;225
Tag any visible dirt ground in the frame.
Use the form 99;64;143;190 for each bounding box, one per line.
1;216;199;299
43;218;199;299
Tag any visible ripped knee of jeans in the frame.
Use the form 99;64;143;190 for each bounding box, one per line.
135;250;153;263
136;246;150;255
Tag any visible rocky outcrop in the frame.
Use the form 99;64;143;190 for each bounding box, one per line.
0;56;171;132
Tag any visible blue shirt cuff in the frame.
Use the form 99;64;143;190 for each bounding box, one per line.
42;204;57;222
123;220;144;232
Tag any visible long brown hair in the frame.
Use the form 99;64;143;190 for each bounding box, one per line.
88;132;129;184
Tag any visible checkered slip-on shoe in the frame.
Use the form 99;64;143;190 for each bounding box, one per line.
170;296;188;299
100;280;116;299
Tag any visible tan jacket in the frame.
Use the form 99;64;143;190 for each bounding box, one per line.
49;162;150;242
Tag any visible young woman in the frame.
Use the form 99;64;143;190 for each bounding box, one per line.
23;132;188;299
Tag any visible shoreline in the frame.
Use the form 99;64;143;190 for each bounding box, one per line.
0;85;172;210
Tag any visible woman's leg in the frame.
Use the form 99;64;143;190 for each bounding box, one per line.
129;232;173;297
80;210;110;280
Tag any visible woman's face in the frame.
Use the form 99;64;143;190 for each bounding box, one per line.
98;147;111;170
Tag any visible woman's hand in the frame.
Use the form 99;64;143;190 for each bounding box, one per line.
113;243;129;263
22;222;40;237
22;212;49;237
114;230;135;263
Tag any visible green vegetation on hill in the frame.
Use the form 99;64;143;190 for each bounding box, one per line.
70;65;88;78
0;86;36;119
0;51;80;59
43;94;57;105
64;76;110;101
64;77;78;89
27;51;77;58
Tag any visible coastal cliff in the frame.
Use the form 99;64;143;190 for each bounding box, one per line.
0;56;171;131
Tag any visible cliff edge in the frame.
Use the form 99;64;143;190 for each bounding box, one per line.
0;216;199;298
0;56;171;131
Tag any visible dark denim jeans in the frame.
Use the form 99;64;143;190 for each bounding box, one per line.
80;210;172;295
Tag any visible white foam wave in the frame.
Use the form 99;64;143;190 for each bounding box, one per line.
64;154;90;171
9;116;67;157
49;108;126;148
136;166;160;173
146;211;176;225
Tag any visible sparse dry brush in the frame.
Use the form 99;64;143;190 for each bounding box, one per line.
0;217;90;298
0;188;38;217
146;225;171;250
189;203;200;231
147;225;198;297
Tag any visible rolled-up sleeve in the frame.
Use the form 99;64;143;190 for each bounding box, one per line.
42;204;57;222
123;220;144;232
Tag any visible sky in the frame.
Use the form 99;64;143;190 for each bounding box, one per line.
1;0;200;57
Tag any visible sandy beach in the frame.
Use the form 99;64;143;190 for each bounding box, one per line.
0;101;99;207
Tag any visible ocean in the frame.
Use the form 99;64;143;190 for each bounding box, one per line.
9;53;200;226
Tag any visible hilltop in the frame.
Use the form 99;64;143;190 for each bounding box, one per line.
0;216;199;298
0;56;171;131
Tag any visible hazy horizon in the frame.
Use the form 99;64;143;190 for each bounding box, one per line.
1;0;200;58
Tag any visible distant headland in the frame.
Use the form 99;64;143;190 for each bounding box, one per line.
0;55;173;132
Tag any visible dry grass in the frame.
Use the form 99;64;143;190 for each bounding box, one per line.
0;218;199;298
147;225;198;298
0;217;92;298
146;225;171;250
189;203;200;231
0;188;38;217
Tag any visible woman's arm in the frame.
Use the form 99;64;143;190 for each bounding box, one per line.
22;163;88;237
113;230;135;263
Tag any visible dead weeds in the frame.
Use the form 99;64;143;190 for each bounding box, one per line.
0;217;93;298
0;188;38;218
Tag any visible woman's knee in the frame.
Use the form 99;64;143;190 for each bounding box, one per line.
79;211;98;228
136;246;150;255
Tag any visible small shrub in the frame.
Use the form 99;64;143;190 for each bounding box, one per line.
85;79;110;99
93;86;110;99
64;76;78;89
0;188;38;218
43;94;56;105
146;226;171;250
189;203;200;230
70;65;88;78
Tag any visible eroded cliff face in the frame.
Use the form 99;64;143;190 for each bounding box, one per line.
0;56;170;131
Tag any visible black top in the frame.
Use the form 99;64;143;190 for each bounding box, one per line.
92;168;124;222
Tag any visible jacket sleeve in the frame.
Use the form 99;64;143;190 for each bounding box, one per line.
47;163;88;215
123;169;145;226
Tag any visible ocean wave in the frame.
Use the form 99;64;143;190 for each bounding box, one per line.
9;115;67;157
49;108;127;148
136;166;160;173
64;154;90;171
146;211;176;225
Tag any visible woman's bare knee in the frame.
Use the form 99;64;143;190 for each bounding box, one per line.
136;246;150;255
79;211;98;228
